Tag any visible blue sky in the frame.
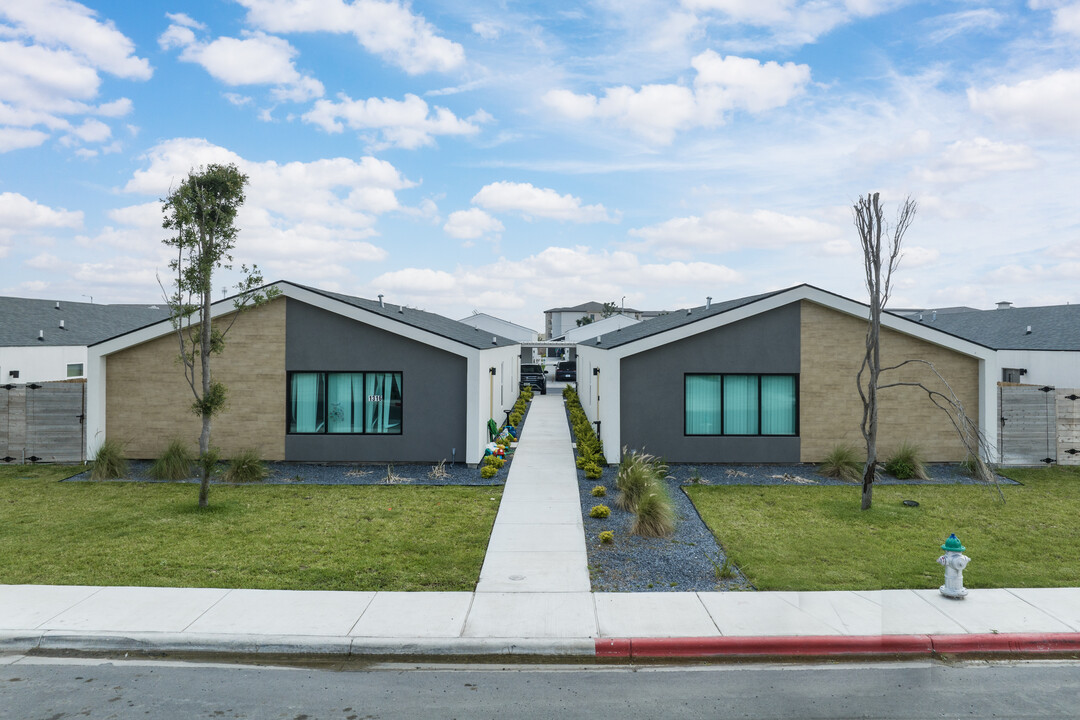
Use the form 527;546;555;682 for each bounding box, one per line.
1;0;1077;331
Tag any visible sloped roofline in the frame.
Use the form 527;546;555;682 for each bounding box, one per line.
589;283;995;359
90;280;518;355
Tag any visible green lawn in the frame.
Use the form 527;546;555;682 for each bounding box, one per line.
687;466;1080;591
0;465;501;591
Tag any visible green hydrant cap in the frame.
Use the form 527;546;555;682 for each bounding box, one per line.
941;533;965;552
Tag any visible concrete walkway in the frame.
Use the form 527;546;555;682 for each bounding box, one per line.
3;391;1080;659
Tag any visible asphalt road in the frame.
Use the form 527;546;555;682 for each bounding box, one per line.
3;654;1079;719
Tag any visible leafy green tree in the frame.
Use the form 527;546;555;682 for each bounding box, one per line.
601;301;619;318
161;163;278;507
575;315;595;327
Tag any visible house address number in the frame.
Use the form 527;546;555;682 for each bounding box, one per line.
368;394;383;402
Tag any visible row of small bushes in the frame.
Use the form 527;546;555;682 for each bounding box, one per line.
563;385;605;479
481;387;532;479
508;385;532;429
90;437;268;483
818;441;930;482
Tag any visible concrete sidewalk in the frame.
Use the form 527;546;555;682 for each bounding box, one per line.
3;584;1080;658
3;390;1080;660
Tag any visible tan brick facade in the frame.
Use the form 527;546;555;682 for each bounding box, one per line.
105;297;286;460
799;300;980;462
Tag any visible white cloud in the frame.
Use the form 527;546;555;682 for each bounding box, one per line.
918;137;1039;183
107;138;416;283
159;22;324;103
968;69;1080;136
0;192;83;233
0;0;148;153
472;21;502;40
302;93;485;149
444;208;504;239
900;246;941;268
0;0;151;80
923;9;1004;44
682;0;901;48
628;208;842;257
1053;4;1080;34
237;0;465;74
543;50;809;144
472;182;617;223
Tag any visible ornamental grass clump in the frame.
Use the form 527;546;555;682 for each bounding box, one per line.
148;439;195;481
223;449;267;483
631;486;676;538
818;444;862;483
615;449;656;511
90;438;128;480
884;441;928;480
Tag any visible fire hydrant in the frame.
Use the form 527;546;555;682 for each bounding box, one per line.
937;533;970;599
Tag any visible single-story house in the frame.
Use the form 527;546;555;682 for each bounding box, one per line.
85;282;521;465
0;296;169;383
573;284;1000;465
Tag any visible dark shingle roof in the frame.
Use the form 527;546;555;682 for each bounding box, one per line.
0;296;171;347
287;283;518;350
587;287;790;349
900;305;1080;351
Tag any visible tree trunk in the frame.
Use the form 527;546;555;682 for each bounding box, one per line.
198;284;212;508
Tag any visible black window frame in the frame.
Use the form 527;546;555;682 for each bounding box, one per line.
684;372;800;437
286;370;404;435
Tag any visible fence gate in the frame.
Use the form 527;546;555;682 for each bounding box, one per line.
999;384;1056;465
1059;389;1080;466
0;381;85;464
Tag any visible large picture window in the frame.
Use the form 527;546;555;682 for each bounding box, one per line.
685;373;797;436
288;372;402;434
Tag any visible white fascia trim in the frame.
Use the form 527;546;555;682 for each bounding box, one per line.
606;286;996;362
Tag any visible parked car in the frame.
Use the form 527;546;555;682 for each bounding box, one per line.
555;361;576;381
520;363;547;395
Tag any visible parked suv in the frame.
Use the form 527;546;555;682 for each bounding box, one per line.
555;361;576;382
520;363;547;395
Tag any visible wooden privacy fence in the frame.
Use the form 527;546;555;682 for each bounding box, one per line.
0;380;86;464
998;383;1080;466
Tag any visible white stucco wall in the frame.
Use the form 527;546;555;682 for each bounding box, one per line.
0;345;88;383
997;350;1080;389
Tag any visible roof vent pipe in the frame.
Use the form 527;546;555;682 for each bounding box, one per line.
59;320;65;329
398;305;404;314
706;296;712;310
918;312;923;322
931;310;937;322
378;294;384;308
596;336;602;344
491;336;497;345
686;308;692;316
55;301;60;309
38;330;44;341
1026;325;1032;335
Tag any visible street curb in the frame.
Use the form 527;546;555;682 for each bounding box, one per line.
596;633;1080;659
0;631;595;659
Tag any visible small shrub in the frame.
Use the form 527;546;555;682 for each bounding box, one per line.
884;441;928;480
480;465;498;479
631;486;676;538
223;449;267;483
599;530;614;544
584;462;603;479
90;438;128;480
818;444;862;483
591;485;606;497
148;438;194;481
509;411;523;427
483;455;506;469
589;504;610;519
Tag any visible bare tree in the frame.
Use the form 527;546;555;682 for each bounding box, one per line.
855;192;916;510
854;192;1000;510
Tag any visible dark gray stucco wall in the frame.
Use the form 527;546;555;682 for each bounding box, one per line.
619;303;801;463
285;300;468;463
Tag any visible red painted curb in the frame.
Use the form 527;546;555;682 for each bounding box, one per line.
596;633;1080;659
931;633;1080;654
